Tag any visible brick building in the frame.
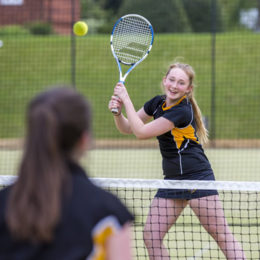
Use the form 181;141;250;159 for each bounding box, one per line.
0;0;80;34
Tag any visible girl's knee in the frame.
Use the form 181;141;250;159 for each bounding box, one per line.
143;226;153;246
143;226;164;248
207;226;233;243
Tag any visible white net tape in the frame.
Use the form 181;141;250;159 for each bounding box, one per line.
1;175;260;192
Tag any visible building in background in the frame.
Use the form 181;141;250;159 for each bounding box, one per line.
0;0;80;34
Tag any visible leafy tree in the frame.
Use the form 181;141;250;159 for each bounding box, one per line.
118;0;192;33
218;0;258;31
80;0;112;33
256;0;260;31
81;0;107;19
101;0;123;13
183;0;222;32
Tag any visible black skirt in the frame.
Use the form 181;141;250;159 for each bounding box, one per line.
155;171;219;200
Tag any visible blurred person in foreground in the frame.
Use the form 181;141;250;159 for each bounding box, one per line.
0;87;134;260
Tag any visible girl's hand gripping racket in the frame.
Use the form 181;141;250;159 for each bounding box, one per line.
110;14;154;114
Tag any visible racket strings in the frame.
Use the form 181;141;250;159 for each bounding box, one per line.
113;16;152;64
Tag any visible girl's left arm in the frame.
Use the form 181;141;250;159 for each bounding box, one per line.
114;83;174;139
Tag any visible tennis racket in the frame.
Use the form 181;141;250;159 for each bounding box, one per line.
110;14;154;114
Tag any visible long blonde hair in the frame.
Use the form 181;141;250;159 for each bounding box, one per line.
165;63;209;144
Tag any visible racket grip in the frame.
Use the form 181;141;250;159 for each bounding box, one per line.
111;107;119;114
111;92;121;115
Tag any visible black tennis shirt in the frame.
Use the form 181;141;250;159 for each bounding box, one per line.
144;95;212;177
0;162;134;260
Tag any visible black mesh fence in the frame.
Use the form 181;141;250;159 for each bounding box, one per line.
0;0;259;180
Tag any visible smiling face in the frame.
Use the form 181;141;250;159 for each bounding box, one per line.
163;67;193;106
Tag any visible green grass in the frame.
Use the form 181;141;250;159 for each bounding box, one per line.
0;32;260;139
1;148;260;181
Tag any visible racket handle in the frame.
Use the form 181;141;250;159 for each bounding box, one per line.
111;91;121;115
111;107;119;114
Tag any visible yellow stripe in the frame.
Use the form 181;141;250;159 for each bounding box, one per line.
89;216;119;260
92;226;114;260
171;125;198;149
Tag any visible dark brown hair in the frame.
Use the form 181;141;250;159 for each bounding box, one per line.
6;87;92;242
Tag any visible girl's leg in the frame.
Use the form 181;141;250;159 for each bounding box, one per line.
189;195;246;260
143;197;188;260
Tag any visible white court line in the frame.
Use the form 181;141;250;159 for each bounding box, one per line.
187;241;217;260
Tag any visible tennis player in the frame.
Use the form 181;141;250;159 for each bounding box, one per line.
109;62;246;259
0;87;134;260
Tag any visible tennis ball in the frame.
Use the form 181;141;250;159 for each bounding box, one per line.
73;21;88;36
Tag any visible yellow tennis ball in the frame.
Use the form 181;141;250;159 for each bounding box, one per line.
73;21;88;36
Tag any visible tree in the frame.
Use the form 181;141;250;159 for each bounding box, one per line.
101;0;123;14
118;0;192;33
183;0;222;32
255;0;260;31
218;0;258;31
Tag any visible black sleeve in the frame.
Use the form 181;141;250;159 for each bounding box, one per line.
143;95;163;116
101;189;134;226
163;105;192;128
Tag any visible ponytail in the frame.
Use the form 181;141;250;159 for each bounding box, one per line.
7;102;68;242
187;92;209;145
6;87;91;242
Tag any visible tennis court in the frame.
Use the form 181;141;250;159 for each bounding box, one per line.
1;147;260;181
1;174;259;259
1;0;260;259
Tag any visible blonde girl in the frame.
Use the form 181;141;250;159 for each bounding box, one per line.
109;63;246;260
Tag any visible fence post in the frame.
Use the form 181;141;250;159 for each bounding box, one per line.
70;0;76;88
210;0;216;146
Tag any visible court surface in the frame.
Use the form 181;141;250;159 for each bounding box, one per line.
1;148;260;181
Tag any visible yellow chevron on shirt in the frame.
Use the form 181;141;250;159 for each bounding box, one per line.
88;216;120;260
171;125;198;149
92;226;114;260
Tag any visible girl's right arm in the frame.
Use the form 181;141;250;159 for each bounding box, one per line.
109;96;151;135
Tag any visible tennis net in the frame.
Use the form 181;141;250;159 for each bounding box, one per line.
1;176;259;259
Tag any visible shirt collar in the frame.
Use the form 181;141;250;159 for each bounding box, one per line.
162;95;186;111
